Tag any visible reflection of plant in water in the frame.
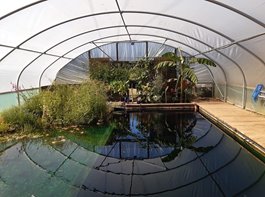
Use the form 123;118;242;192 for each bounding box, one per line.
57;112;214;160
161;115;213;162
111;112;213;161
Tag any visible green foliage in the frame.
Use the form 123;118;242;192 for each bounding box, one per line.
138;74;164;103
76;80;107;124
155;53;199;85
89;61;111;83
155;61;176;70
42;80;108;126
182;64;198;84
160;52;182;62
1;80;108;132
109;80;129;96
89;59;132;99
89;60;130;83
109;66;130;82
42;84;73;125
0;122;9;133
154;51;216;102
1;105;42;131
134;58;156;83
190;57;216;67
23;93;43;116
1;106;23;126
128;66;145;81
129;57;163;103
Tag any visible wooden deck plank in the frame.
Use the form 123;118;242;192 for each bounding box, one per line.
197;101;265;153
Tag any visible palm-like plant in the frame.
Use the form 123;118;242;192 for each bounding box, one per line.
155;49;216;102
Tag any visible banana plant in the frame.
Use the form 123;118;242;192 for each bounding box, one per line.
155;49;216;102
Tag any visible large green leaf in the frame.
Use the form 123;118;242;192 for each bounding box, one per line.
190;57;216;67
196;58;216;67
161;52;181;62
177;48;184;64
161;52;176;59
155;61;176;70
183;67;198;84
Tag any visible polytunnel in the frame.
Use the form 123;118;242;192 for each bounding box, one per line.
1;1;265;196
0;0;265;114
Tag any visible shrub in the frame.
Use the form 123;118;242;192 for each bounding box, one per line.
1;79;108;132
0;116;9;133
42;80;108;126
64;80;108;125
1;95;43;131
89;60;111;83
42;84;74;126
23;93;43;118
1;106;25;128
0;123;9;134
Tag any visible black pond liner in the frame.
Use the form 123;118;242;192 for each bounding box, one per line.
0;111;264;197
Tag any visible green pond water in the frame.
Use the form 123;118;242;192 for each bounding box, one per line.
0;111;264;197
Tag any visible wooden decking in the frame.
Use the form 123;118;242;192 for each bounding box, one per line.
197;101;265;156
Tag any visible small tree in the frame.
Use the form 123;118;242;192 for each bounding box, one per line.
155;49;216;102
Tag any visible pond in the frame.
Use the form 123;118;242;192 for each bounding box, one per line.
0;111;264;197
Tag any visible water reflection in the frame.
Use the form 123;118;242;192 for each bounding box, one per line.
98;112;213;161
0;112;264;197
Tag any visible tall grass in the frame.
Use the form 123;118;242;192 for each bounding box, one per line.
0;80;108;132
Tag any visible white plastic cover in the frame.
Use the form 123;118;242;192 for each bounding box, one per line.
0;0;265;110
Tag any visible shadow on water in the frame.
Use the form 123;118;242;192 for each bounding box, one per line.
0;111;265;197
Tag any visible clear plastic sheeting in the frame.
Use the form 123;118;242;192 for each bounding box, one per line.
65;43;95;59
119;0;264;40
18;55;59;90
218;45;265;88
55;41;213;85
0;0;264;112
40;58;72;87
127;26;213;53
213;0;265;23
165;40;198;56
118;42;146;61
190;64;213;84
206;51;244;87
241;34;265;64
0;49;40;92
90;43;117;60
20;14;125;53
148;42;175;57
0;46;13;60
123;13;231;50
48;27;127;57
56;53;89;84
0;0;36;17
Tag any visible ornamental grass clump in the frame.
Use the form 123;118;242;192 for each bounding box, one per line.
42;79;108;126
0;80;108;133
56;79;107;125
